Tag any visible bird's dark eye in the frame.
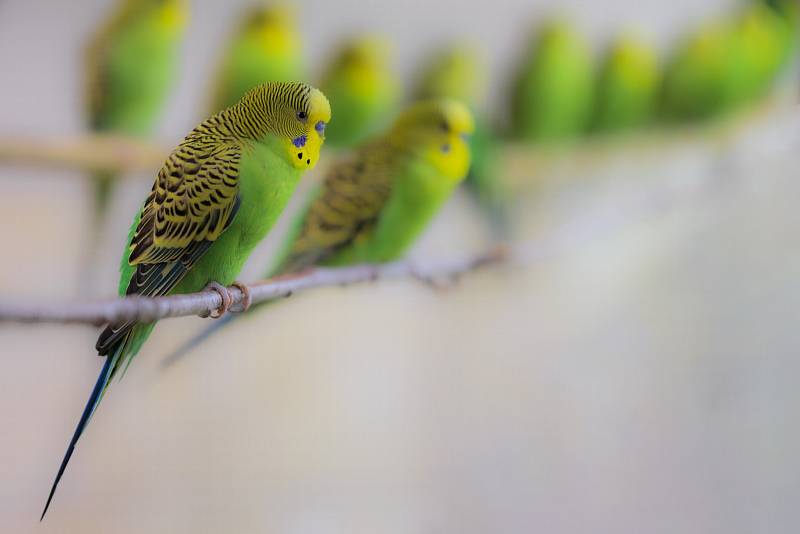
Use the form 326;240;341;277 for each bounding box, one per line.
296;111;308;121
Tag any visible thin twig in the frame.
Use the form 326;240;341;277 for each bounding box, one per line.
0;247;509;326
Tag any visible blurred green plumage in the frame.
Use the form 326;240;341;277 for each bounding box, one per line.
319;35;400;148
86;0;188;220
661;19;750;121
209;2;305;112
42;82;331;520
510;19;594;142
592;34;661;133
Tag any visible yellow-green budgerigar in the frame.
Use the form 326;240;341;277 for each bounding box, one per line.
209;2;305;113
86;0;188;220
510;19;594;142
660;20;749;121
319;35;400;148
412;44;507;234
736;2;796;99
167;99;473;358
40;82;331;520
591;34;661;133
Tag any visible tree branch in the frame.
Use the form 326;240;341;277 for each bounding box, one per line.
0;134;166;174
0;247;509;326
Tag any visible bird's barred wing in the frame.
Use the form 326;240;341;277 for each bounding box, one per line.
96;140;242;354
278;144;394;273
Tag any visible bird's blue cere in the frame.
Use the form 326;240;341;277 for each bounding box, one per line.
292;135;307;148
315;121;326;135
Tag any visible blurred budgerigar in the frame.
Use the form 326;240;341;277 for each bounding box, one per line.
319;35;400;148
40;82;331;520
413;44;507;234
591;34;661;133
167;99;474;358
510;19;594;142
660;20;748;121
736;2;796;99
86;0;188;221
275;99;473;270
209;2;305;113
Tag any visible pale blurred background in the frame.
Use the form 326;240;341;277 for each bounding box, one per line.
1;0;799;532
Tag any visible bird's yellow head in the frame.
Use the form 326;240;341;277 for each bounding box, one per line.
414;43;485;107
393;99;475;183
139;0;188;31
335;35;392;71
243;3;299;56
238;82;331;170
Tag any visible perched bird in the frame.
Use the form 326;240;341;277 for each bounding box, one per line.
510;19;594;142
660;20;748;121
275;99;473;270
85;0;188;224
319;35;400;148
412;44;507;235
163;99;474;361
591;34;661;133
209;2;305;113
40;82;331;520
736;2;796;99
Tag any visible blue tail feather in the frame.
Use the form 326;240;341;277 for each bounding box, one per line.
40;356;115;521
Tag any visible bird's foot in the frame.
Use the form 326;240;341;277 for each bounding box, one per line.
230;281;252;312
201;281;232;319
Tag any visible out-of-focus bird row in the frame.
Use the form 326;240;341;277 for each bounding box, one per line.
84;0;799;225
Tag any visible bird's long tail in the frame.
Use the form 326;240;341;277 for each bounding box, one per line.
40;353;116;520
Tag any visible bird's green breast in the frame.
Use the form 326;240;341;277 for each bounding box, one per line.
173;137;302;293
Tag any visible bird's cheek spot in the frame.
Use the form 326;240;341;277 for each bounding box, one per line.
315;121;326;136
292;135;307;148
441;144;451;153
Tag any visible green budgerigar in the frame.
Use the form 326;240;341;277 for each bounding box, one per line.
167;99;474;357
736;2;796;100
319;35;400;148
86;0;188;220
510;19;594;142
591;33;661;133
412;44;507;234
660;19;748;121
40;82;331;519
209;2;305;113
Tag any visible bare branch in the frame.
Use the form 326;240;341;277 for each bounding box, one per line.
0;247;509;326
0;134;166;174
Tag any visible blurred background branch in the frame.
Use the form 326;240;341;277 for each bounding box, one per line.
0;134;165;174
